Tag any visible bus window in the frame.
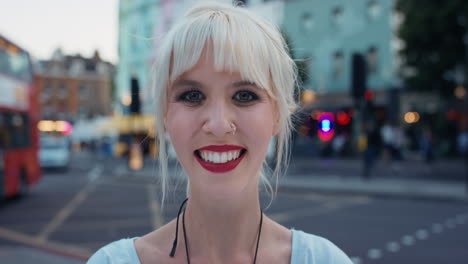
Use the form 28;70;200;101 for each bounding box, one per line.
0;112;30;149
0;112;9;149
0;41;32;82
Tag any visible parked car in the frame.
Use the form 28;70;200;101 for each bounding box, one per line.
39;136;71;170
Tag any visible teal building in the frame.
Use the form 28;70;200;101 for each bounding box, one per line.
282;0;396;108
116;0;396;112
116;0;159;114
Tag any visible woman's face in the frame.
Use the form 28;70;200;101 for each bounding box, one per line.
165;51;279;198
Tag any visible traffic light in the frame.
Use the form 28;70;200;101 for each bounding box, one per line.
337;111;351;126
351;53;367;99
317;112;335;142
130;77;141;114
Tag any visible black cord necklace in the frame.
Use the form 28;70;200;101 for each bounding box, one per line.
169;198;264;264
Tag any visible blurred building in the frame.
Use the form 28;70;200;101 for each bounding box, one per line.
35;48;114;122
282;0;397;109
116;0;283;115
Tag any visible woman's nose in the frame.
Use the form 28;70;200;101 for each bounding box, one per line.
201;101;234;138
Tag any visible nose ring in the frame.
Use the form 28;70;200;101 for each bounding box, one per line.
230;123;236;135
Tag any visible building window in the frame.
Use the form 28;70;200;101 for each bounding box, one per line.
367;46;378;73
43;82;52;96
331;6;344;27
131;29;138;52
40;93;48;104
59;83;68;99
79;83;89;100
58;101;67;113
78;106;88;119
301;13;314;33
367;0;381;20
333;51;344;79
13;113;29;148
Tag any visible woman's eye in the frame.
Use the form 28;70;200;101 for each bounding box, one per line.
178;90;205;104
233;90;259;103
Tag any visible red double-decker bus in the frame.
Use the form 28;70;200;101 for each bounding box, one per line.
0;34;41;198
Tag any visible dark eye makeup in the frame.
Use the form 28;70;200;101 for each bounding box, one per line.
233;90;260;103
175;89;261;106
176;89;205;104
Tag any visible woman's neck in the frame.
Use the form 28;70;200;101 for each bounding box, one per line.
181;189;263;263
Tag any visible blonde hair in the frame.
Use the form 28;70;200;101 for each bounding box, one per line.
153;1;298;207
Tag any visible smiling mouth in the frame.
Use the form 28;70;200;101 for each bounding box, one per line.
194;149;247;164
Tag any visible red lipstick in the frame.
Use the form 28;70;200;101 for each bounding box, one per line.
195;145;246;173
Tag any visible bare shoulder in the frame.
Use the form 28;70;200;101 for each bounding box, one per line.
134;219;181;264
260;217;292;264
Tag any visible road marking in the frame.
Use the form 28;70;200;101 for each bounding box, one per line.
386;241;400;252
87;165;103;181
350;256;362;264
431;223;444;233
367;248;382;259
0;227;92;258
356;211;468;262
415;229;429;240
147;184;164;230
445;218;456;229
401;235;415;246
37;165;101;242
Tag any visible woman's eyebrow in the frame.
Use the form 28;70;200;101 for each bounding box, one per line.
232;81;259;89
172;79;204;90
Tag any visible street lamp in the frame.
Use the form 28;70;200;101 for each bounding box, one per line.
121;94;131;106
455;85;466;99
301;90;316;105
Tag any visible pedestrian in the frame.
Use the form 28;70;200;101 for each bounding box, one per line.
380;120;394;161
420;125;434;164
332;133;346;157
363;121;381;179
392;122;405;161
88;2;352;264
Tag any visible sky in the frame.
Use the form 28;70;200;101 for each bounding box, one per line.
0;0;118;63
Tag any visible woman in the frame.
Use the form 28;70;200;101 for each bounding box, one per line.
88;2;352;263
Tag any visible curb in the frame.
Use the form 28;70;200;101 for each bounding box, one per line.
280;176;468;203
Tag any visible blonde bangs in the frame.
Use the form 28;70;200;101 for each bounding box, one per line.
168;4;286;99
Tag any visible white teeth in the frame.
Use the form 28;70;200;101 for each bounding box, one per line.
198;150;243;163
214;153;221;163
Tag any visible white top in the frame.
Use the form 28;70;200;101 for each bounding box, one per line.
87;229;353;264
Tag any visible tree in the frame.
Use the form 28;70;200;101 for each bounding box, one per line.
281;30;310;102
396;0;468;97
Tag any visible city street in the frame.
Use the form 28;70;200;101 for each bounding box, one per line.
0;151;467;264
1;0;468;264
